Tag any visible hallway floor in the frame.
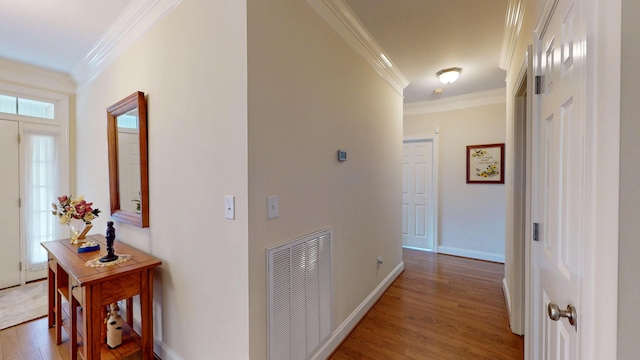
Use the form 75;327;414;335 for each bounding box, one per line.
330;249;524;359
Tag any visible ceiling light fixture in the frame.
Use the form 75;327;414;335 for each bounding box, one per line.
437;67;462;84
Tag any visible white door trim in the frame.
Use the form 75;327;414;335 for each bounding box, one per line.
508;48;532;337
581;0;620;358
403;134;439;253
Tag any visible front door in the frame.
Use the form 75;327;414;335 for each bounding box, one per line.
532;0;584;358
0;119;21;289
402;139;435;251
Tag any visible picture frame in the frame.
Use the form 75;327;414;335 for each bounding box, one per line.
466;143;505;184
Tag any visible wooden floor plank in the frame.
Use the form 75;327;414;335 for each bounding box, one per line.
330;249;524;360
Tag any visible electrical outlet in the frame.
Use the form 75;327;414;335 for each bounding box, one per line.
268;196;279;219
225;196;235;220
377;255;384;265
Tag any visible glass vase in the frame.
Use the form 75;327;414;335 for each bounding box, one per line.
68;218;87;244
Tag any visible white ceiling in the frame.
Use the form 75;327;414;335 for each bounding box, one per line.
0;0;132;74
0;0;507;103
344;0;508;102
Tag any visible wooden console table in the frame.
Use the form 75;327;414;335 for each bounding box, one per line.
42;234;162;360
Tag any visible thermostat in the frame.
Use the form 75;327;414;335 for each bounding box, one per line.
337;150;347;162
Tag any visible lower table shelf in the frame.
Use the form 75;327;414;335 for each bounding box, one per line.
77;320;142;360
59;297;142;360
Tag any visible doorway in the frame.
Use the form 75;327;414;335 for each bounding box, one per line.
0;84;70;289
402;136;438;252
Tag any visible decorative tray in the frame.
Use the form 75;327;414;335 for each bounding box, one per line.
78;241;100;253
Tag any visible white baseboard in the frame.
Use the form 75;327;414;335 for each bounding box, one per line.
154;341;183;360
503;277;525;335
402;245;436;252
121;303;183;360
503;277;512;315
437;246;505;263
309;261;405;360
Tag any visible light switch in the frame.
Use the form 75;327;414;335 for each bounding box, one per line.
225;195;235;220
267;196;279;219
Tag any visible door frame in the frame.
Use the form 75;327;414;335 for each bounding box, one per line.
526;0;620;358
581;0;620;357
0;81;70;286
402;134;439;253
509;48;532;337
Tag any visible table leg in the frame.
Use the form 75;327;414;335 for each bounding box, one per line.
140;269;154;359
126;297;133;326
70;293;79;360
48;265;55;328
84;284;103;360
55;287;62;344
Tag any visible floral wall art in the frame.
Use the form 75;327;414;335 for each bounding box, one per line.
466;143;505;184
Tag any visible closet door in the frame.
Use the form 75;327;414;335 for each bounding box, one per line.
0;120;21;289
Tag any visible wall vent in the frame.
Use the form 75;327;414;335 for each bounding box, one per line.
267;228;332;360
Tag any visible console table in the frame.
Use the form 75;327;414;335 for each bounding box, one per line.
42;235;162;360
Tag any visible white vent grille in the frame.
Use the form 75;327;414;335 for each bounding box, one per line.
268;229;332;360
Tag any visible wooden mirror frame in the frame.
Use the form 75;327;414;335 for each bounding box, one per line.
107;91;149;227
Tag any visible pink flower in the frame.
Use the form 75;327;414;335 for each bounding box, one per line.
75;201;87;217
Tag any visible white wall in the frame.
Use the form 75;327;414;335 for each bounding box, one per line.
404;100;507;262
75;1;249;358
247;0;404;358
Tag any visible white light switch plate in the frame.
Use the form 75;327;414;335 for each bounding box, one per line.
225;195;235;220
267;196;279;219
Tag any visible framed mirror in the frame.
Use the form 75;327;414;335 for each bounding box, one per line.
107;91;149;227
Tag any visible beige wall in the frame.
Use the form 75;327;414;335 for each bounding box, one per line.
404;103;506;260
247;0;404;358
618;0;640;357
75;1;249;358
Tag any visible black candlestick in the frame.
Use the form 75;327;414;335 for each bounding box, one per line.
100;221;119;262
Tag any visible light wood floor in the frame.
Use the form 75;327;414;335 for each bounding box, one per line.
0;317;144;360
0;316;72;360
330;249;524;360
1;249;522;360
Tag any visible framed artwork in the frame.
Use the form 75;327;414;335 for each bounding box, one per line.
466;143;505;184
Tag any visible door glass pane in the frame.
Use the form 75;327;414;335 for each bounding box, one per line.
0;94;17;114
18;98;55;119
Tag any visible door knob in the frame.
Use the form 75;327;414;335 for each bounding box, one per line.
548;302;577;326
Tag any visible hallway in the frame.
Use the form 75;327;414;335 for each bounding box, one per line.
330;249;524;359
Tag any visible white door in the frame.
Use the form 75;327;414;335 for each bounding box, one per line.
402;139;435;251
532;0;584;358
0;120;21;289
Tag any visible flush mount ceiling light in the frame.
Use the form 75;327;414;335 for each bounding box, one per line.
436;67;462;84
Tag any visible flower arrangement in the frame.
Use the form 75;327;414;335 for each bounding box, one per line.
52;195;101;225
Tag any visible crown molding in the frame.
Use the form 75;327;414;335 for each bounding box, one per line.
305;0;409;96
534;0;559;39
403;88;506;116
499;0;528;71
0;57;75;94
71;0;182;88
